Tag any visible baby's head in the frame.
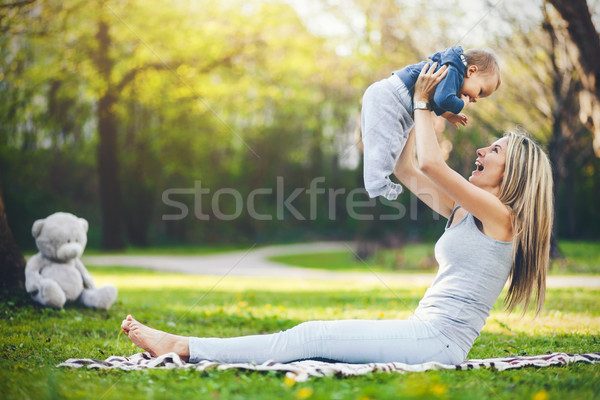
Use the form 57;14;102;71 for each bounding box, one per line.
460;49;501;104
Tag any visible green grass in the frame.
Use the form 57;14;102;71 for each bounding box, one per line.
551;241;600;274
1;266;599;400
269;240;600;275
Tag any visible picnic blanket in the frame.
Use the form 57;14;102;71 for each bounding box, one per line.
58;352;600;382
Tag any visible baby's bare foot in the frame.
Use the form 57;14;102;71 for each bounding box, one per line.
122;315;189;361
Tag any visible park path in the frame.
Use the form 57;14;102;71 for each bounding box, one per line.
83;241;600;288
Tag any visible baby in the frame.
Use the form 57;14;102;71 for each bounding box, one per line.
361;46;501;200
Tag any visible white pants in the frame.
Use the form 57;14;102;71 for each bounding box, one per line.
188;316;466;365
361;74;414;200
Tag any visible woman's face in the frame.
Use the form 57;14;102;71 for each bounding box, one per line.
469;137;509;195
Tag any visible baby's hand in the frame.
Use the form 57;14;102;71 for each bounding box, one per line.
444;113;468;130
460;94;471;108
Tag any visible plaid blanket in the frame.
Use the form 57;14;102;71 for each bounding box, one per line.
58;352;600;382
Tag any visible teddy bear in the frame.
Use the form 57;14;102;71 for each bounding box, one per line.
25;212;117;310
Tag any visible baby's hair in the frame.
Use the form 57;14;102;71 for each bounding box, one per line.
465;48;501;89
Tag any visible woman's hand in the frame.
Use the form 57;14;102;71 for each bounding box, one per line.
414;62;448;102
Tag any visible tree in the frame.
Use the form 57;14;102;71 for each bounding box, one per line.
476;1;600;242
0;176;26;292
0;0;36;293
94;16;125;249
547;0;600;156
3;0;253;249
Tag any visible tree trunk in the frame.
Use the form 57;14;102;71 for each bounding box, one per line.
0;175;26;291
564;155;576;238
96;19;124;249
547;0;600;90
547;0;600;156
548;125;564;256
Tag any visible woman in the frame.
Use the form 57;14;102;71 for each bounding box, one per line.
121;63;553;365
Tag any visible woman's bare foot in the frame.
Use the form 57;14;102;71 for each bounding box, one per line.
121;315;190;361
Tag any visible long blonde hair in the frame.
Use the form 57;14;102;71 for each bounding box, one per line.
497;130;554;315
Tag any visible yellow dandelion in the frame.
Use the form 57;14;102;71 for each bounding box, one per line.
284;376;296;387
532;390;549;400
379;313;384;318
431;384;447;395
278;305;285;311
266;304;272;309
238;301;248;308
296;387;313;399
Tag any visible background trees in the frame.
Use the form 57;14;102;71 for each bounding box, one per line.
1;0;598;254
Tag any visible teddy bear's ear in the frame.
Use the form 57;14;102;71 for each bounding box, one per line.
79;218;89;233
32;219;45;238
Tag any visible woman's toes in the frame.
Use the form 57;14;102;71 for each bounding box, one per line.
121;317;134;333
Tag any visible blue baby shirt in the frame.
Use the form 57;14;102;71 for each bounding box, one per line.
393;46;468;116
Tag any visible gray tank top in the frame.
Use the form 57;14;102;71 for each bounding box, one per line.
413;206;513;353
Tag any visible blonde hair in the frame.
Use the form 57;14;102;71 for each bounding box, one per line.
465;49;501;89
498;129;554;315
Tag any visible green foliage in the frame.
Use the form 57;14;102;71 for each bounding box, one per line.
1;0;599;249
0;267;599;399
550;241;600;274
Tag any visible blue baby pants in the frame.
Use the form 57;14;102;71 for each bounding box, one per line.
188;316;466;365
361;74;414;200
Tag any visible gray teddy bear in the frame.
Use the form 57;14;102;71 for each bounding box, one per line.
25;212;117;310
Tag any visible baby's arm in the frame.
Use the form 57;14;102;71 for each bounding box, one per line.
437;71;470;129
433;65;465;115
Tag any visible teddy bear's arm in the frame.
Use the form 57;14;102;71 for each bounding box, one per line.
25;254;44;293
74;258;97;289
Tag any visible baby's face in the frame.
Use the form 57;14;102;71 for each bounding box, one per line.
459;70;499;104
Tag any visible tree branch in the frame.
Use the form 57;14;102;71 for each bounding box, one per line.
0;0;36;8
116;55;234;92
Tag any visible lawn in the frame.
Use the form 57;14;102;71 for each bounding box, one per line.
268;241;600;275
1;265;599;399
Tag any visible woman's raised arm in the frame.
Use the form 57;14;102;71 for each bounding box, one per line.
393;127;455;219
412;63;511;240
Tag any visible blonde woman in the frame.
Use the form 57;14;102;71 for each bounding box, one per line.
120;63;554;365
